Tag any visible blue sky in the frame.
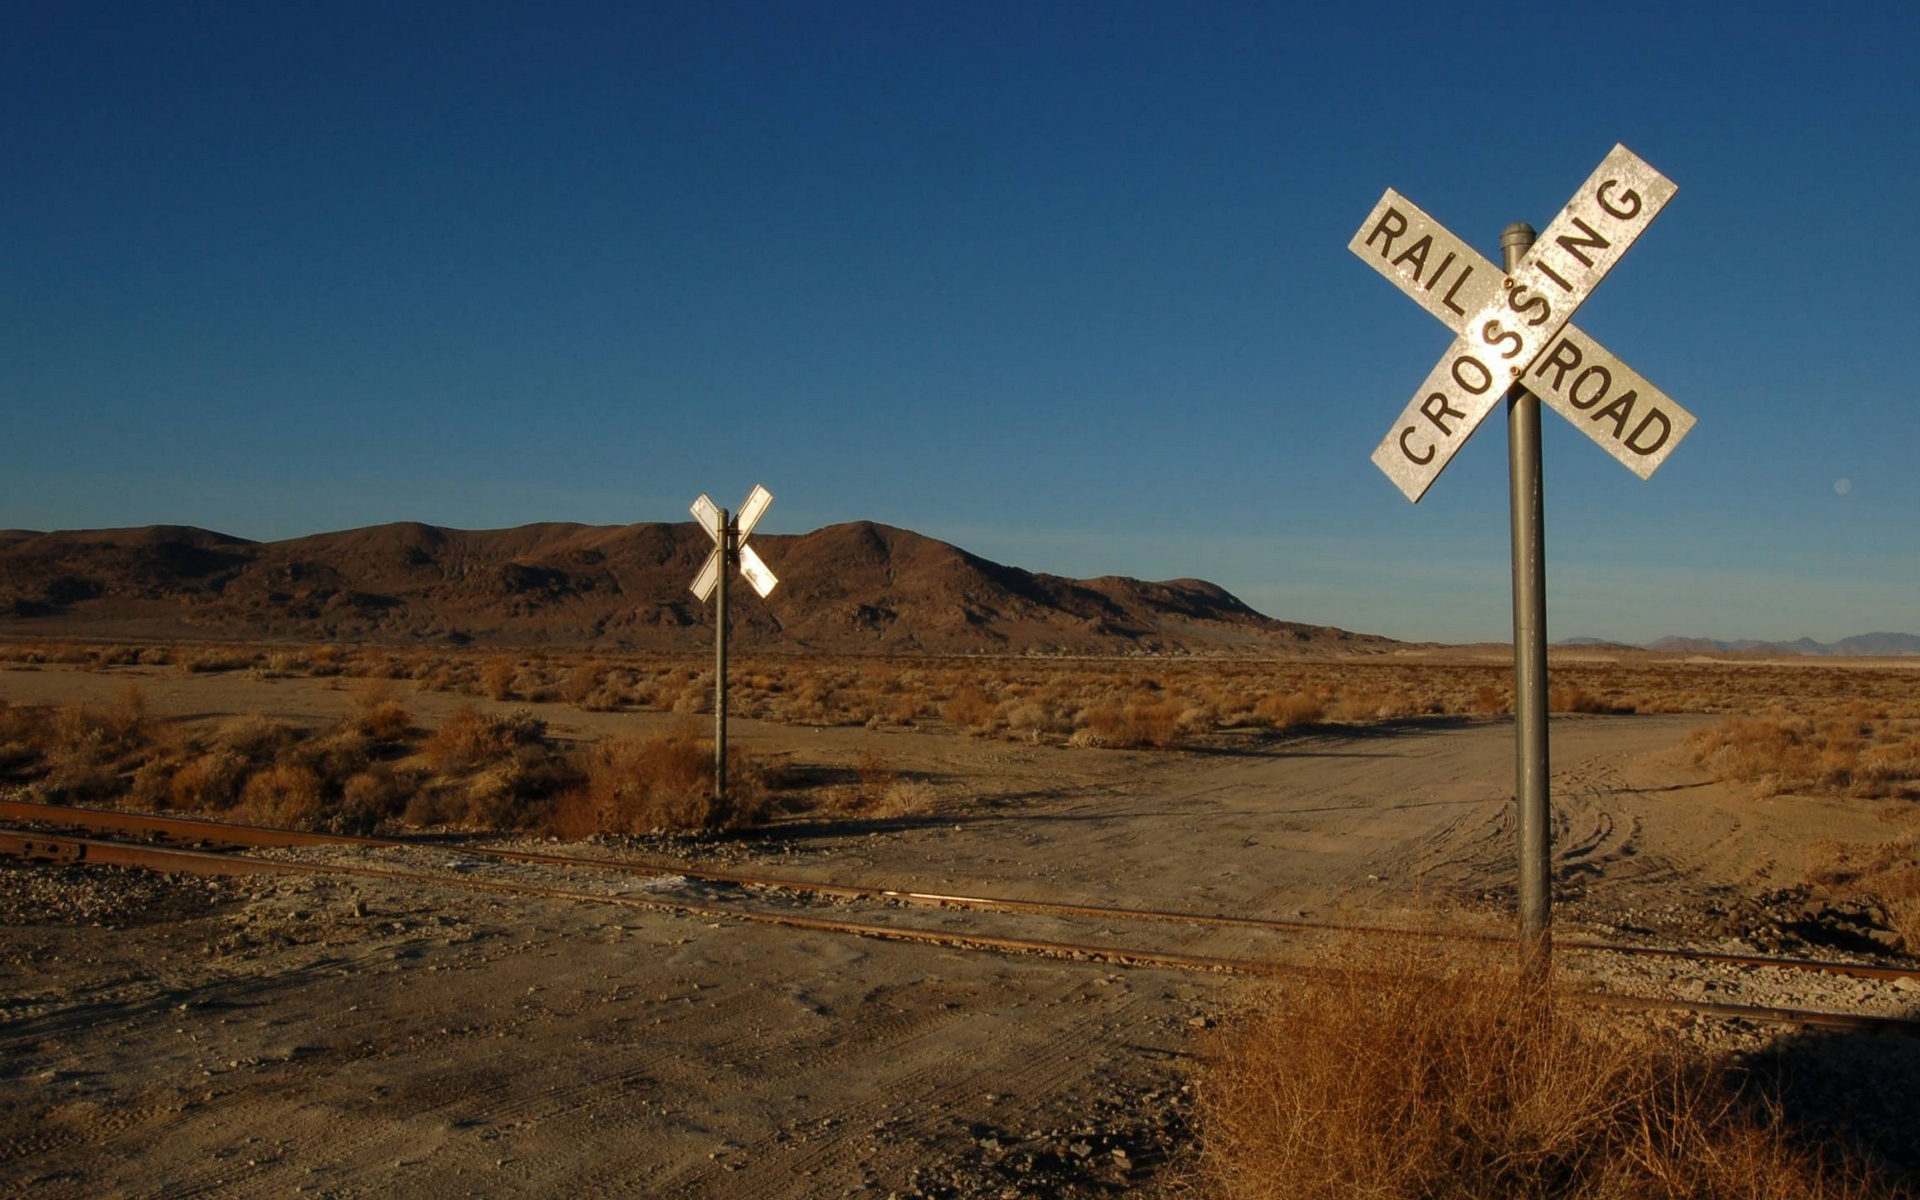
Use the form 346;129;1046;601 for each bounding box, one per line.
3;1;1916;643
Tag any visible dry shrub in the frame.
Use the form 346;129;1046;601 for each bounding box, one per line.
1175;702;1217;735
419;664;462;694
1004;699;1069;742
167;750;249;811
459;752;582;831
782;677;841;725
1257;689;1324;729
1550;684;1636;714
1195;937;1888;1199
421;706;546;772
355;699;412;741
814;751;933;818
0;688;155;803
34;759;120;804
307;644;344;676
562;660;607;707
235;764;325;828
1124;700;1182;747
853;751;897;806
338;768;411;834
671;683;709;716
1072;703;1128;747
479;656;518;701
1071;701;1184;748
1805;820;1920;952
401;648;439;680
943;686;997;734
548;723;768;836
1687;715;1920;799
47;692;147;759
564;661;630;712
127;758;178;808
285;727;374;785
1327;688;1392;723
873;778;936;818
1473;683;1509;714
887;693;924;726
178;647;252;674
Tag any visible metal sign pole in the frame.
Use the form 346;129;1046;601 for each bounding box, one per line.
1501;222;1552;969
714;508;730;805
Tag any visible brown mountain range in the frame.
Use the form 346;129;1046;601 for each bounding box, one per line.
0;520;1394;656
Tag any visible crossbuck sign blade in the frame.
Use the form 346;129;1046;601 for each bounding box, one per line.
1353;145;1684;501
735;484;773;541
738;543;777;599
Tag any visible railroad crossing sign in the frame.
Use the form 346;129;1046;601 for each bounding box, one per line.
1350;144;1695;502
1346;145;1695;968
688;483;778;804
690;484;779;601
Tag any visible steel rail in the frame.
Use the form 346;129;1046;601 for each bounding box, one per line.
0;829;1256;974
5;798;1917;985
7;827;1919;1039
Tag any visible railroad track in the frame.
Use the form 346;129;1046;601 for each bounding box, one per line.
4;799;1918;1036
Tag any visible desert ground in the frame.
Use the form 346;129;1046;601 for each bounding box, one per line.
3;650;1919;1196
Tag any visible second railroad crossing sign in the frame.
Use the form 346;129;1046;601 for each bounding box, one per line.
690;484;779;601
1350;144;1696;501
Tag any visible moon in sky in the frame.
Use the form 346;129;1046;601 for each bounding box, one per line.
1834;478;1853;496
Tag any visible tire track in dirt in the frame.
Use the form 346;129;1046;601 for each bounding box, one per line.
628;972;1156;1198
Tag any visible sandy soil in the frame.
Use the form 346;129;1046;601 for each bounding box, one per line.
3;664;1917;1197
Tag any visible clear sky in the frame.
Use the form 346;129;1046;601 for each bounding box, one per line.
4;1;1916;644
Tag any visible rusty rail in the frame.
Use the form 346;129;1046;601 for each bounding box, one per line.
8;827;1919;1037
5;798;1917;985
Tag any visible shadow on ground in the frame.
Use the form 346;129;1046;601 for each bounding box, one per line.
1742;1018;1920;1188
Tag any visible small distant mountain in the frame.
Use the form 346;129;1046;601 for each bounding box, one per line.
1634;633;1920;657
0;519;1397;656
1829;632;1920;656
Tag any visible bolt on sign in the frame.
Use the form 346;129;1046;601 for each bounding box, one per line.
1350;144;1696;502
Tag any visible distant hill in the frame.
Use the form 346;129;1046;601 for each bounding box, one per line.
0;520;1397;656
1554;637;1641;651
1630;633;1920;657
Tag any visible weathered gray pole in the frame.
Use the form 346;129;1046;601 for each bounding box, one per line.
1502;221;1552;968
714;508;730;804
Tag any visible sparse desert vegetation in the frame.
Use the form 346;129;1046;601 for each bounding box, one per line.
0;663;992;836
25;638;1920;750
1685;709;1920;800
1196;936;1900;1199
0;686;794;836
10;640;1919;950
